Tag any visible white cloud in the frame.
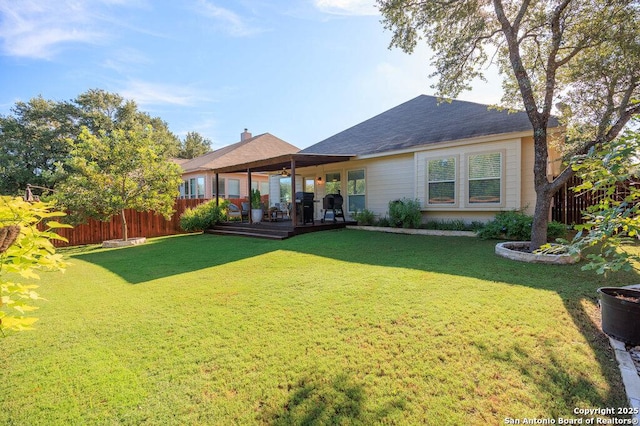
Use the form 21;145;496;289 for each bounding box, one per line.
196;0;263;37
119;80;208;107
0;0;107;59
313;0;378;16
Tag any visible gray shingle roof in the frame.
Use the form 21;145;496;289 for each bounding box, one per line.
300;95;560;156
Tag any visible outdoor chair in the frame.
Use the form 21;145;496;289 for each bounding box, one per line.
240;202;250;222
226;203;242;221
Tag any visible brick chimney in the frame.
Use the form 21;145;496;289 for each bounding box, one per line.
241;128;252;141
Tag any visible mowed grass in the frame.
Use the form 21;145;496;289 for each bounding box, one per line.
1;230;635;425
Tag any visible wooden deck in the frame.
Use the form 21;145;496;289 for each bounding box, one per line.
206;219;356;240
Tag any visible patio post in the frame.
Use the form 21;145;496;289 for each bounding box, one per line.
214;173;219;206
290;158;296;226
247;168;252;224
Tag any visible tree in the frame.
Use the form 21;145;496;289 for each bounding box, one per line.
0;196;69;334
0;89;181;196
0;97;74;195
55;125;183;241
177;131;212;159
568;126;640;274
378;0;640;250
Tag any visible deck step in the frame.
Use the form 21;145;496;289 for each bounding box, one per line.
206;229;289;240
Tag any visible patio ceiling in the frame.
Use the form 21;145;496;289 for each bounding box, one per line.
211;153;354;174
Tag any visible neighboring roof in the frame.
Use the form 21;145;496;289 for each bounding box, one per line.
179;133;300;173
300;95;561;156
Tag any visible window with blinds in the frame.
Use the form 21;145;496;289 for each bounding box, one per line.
427;157;456;204
468;152;501;204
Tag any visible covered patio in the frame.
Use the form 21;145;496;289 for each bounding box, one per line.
209;152;356;238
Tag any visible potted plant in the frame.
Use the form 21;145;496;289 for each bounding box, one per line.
250;189;262;223
598;287;640;345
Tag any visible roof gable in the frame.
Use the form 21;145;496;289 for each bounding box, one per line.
300;95;560;156
180;133;300;173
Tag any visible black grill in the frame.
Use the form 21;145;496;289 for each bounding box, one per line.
295;192;315;224
322;193;345;223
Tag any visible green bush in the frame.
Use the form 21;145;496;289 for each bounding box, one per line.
353;209;376;226
422;219;471;231
476;210;567;241
376;216;391;227
388;198;422;229
179;200;228;232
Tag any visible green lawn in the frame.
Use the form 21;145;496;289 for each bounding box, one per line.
1;230;635;425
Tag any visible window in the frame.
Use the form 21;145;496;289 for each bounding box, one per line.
427;157;456;204
468;152;502;204
325;172;341;194
260;182;269;197
212;177;225;198
196;177;205;198
228;179;240;199
347;169;365;212
304;178;315;193
280;177;291;203
179;181;187;198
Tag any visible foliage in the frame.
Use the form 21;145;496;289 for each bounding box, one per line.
352;209;376;226
375;216;391;227
251;189;261;209
177;131;211;159
388;198;422;229
477;210;567;241
377;0;640;250
179;200;229;232
566;128;640;274
0;196;70;334
422;219;480;232
0;89;181;196
55;125;182;241
0;97;74;195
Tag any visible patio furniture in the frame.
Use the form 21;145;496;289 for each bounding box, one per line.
240;202;250;222
227;203;242;220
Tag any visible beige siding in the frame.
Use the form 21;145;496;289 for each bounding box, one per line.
415;138;522;218
269;134;558;224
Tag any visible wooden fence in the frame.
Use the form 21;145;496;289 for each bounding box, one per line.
50;197;265;247
51;198;210;247
552;175;637;225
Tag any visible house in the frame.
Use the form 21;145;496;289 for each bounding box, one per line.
176;129;299;200
211;95;564;224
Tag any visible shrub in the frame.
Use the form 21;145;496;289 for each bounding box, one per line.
353;209;376;226
376;216;391;227
388;198;422;229
422;219;471;231
476;210;567;241
179;200;228;232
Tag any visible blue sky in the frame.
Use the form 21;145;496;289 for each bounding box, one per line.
0;0;502;150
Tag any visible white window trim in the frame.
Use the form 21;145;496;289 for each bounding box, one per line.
426;155;459;208
464;150;505;208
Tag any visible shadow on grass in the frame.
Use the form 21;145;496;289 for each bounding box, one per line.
72;230;638;414
261;373;404;425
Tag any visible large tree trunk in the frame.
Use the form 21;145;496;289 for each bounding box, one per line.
121;209;128;241
530;189;552;251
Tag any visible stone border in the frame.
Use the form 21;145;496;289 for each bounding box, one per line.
608;337;640;422
495;241;580;265
102;237;147;248
346;225;476;237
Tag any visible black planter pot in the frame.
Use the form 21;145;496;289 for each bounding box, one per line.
598;287;640;345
